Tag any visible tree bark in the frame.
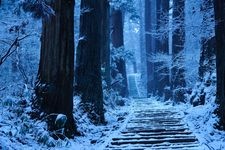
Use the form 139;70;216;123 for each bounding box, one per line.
111;9;129;97
155;0;170;97
172;0;186;102
139;0;147;97
75;0;105;124
32;0;77;138
100;1;111;88
214;0;225;130
145;0;155;96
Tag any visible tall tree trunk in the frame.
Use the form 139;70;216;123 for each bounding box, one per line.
160;0;169;53
101;1;111;88
214;0;225;130
145;0;155;96
32;0;77;138
75;0;105;124
155;0;170;97
111;9;129;97
171;0;186;102
139;0;147;97
161;0;170;100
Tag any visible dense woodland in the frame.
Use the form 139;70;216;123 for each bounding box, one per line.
0;0;225;149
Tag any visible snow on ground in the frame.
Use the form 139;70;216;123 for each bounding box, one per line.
175;78;225;150
0;95;132;150
178;102;225;149
144;94;225;150
181;103;225;149
0;89;225;149
66;96;132;150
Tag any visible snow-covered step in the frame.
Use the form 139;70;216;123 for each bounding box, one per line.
107;142;200;150
121;131;194;137
112;135;197;141
108;143;201;150
110;138;197;146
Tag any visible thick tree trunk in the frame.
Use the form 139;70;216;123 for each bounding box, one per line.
145;0;155;96
111;9;129;97
171;0;186;102
101;1;111;88
32;0;77;138
75;0;105;124
214;0;225;130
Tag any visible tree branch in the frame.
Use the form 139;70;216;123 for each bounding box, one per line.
0;34;30;66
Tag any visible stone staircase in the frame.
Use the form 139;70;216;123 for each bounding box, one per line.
105;99;201;150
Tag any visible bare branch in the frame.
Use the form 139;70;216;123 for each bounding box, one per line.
0;34;30;66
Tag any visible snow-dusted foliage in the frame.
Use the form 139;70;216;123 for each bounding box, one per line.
111;46;134;67
184;0;215;87
184;0;215;105
0;1;41;100
109;0;135;12
19;0;55;18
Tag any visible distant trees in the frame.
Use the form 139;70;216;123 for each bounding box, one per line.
32;0;77;138
75;0;107;124
111;8;129;97
214;0;225;130
144;0;188;101
145;0;170;98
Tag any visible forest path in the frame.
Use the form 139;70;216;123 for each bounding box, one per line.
105;99;201;150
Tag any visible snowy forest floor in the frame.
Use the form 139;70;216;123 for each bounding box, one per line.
1;96;225;149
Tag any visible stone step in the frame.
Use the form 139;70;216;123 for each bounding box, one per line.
134;110;178;113
112;135;197;141
121;128;189;134
134;113;180;117
126;123;185;127
128;120;182;124
107;143;200;150
121;131;193;137
110;137;198;146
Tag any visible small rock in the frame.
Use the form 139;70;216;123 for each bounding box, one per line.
55;114;67;129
